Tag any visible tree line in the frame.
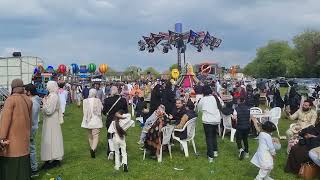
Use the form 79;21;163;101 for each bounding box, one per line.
104;66;161;80
243;30;320;78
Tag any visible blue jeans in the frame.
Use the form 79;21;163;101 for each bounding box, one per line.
30;130;38;171
309;150;320;166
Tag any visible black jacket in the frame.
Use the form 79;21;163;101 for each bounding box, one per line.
102;95;128;127
299;124;320;150
172;107;187;125
162;86;176;114
235;103;251;130
149;84;162;113
245;93;255;107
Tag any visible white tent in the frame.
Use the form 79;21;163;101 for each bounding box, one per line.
0;56;43;90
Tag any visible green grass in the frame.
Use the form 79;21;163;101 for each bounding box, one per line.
33;104;299;180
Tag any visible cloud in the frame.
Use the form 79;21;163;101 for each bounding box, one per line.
0;0;319;71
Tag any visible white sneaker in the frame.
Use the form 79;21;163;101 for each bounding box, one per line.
114;166;119;171
213;151;218;157
208;157;214;163
238;149;244;158
108;152;114;160
264;176;274;180
239;149;245;160
137;140;143;145
245;152;250;159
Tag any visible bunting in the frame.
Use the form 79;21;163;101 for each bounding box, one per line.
139;29;222;52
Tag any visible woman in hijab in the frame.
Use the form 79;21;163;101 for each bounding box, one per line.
0;79;33;180
149;83;162;117
41;81;64;170
272;88;284;108
102;86;128;160
81;89;103;158
162;81;176;115
285;87;301;115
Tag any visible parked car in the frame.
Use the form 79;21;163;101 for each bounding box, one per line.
278;79;289;87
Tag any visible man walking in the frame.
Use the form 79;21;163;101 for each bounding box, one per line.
25;84;41;177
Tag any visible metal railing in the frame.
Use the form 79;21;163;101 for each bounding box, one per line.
0;85;9;109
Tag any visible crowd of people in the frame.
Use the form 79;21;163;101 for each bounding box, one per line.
1;77;320;179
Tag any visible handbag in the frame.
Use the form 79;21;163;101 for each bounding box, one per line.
299;162;320;180
106;97;121;116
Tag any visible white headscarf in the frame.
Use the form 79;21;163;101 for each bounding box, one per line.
89;89;97;98
47;81;59;94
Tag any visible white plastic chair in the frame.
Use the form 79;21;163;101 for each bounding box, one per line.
172;118;197;157
250;107;263;115
315;99;320;113
143;125;174;162
268;107;282;138
250;107;263;123
221;114;236;142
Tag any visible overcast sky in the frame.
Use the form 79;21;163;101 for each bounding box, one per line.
0;0;320;71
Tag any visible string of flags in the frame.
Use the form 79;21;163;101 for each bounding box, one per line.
138;30;222;53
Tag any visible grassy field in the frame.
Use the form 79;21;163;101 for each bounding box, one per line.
33;103;300;180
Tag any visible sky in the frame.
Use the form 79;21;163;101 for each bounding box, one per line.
0;0;320;72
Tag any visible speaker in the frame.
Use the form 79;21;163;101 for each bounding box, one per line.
13;52;21;57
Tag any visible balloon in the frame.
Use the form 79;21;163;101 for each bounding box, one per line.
58;64;67;74
65;66;69;74
37;65;45;73
99;64;108;74
33;67;38;74
79;64;87;73
171;68;180;79
46;66;54;73
88;63;96;73
71;63;79;74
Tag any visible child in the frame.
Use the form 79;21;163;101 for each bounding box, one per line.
233;97;251;160
108;110;134;172
251;121;277;180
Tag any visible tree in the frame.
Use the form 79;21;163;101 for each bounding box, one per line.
143;67;160;78
243;62;258;77
169;64;179;71
244;30;320;78
244;41;292;78
105;67;117;76
281;49;304;78
124;66;142;80
293;30;320;77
